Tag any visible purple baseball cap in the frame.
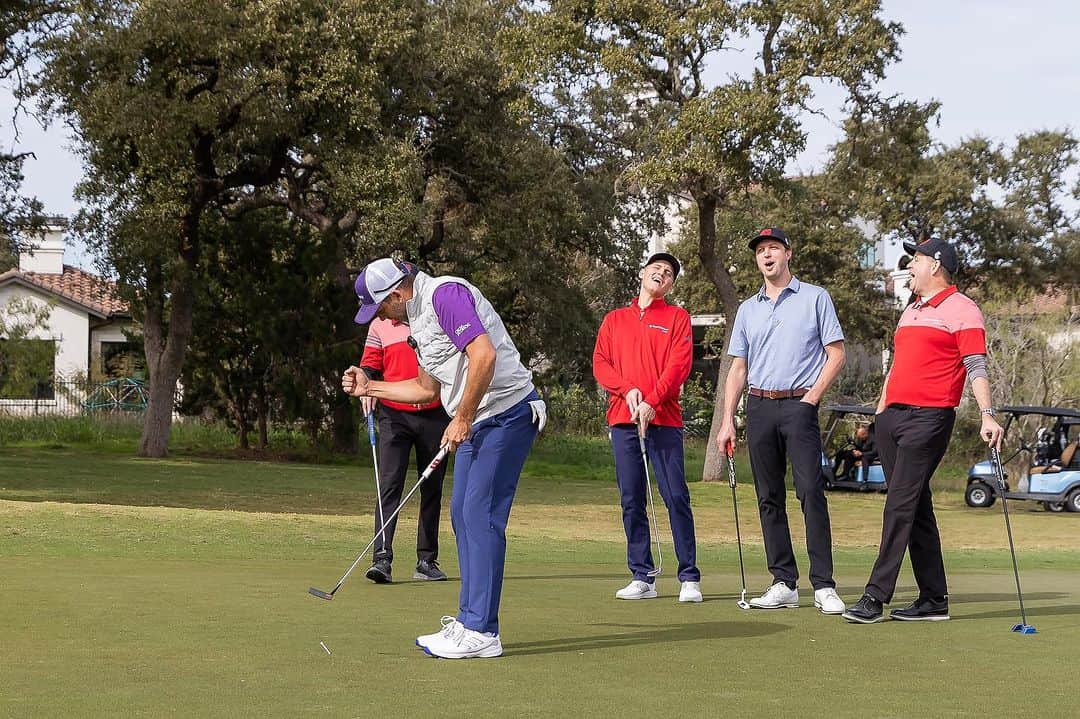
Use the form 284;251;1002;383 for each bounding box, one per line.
353;258;409;324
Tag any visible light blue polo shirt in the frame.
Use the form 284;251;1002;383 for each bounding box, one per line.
727;277;845;390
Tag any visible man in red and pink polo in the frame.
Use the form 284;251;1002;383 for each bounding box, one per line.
844;237;1004;624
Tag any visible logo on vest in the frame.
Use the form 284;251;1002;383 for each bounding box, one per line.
455;323;472;336
648;324;670;334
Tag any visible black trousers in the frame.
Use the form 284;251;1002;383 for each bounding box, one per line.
745;395;835;590
371;405;450;564
866;405;955;603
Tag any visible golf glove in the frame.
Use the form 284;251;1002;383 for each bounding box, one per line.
529;399;548;433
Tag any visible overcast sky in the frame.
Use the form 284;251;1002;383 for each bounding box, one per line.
3;0;1078;269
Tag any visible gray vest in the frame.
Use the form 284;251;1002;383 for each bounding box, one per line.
406;272;534;423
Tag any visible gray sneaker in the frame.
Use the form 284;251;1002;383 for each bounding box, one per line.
414;559;448;581
365;558;392;584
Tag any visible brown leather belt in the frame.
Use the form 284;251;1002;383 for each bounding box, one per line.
748;387;810;400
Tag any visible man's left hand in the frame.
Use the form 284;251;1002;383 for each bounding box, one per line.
981;414;1004;450
441;415;472;452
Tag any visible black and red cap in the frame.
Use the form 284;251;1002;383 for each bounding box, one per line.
902;237;959;274
749;227;790;250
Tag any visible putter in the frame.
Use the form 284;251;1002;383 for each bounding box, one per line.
637;431;663;578
990;447;1037;634
309;445;450;601
367;412;385;547
726;442;750;610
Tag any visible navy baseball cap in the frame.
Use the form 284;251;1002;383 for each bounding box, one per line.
644;252;681;279
749;227;790;250
353;258;409;325
903;237;959;274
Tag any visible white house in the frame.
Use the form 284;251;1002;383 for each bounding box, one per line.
0;221;134;411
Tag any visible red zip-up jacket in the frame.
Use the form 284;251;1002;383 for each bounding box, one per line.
592;297;693;427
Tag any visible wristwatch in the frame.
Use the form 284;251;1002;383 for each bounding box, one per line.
980;408;996;417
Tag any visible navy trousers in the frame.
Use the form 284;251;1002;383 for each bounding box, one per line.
451;392;539;635
611;424;700;583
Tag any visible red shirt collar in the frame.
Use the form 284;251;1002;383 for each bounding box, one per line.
917;285;958;309
630;296;669;311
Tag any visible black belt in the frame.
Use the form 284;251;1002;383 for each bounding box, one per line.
748;387;810;400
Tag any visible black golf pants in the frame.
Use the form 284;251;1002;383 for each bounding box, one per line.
372;405;450;564
746;395;835;590
865;405;955;603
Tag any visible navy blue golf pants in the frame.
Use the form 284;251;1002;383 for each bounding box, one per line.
451;392;539;635
611;424;700;583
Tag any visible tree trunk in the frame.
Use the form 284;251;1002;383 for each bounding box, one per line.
138;243;199;458
329;252;358;454
694;192;742;481
255;384;268;450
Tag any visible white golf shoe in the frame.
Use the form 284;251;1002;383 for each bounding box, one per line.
748;582;800;609
415;615;460;649
421;623;503;659
814;587;846;615
678;581;703;603
615;580;658;600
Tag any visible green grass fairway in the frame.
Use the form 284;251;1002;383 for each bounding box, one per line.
3;446;1079;718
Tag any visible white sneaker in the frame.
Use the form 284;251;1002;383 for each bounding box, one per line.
421;623;503;659
615;580;658;600
415;615;460;649
748;582;800;609
814;587;846;615
678;581;703;603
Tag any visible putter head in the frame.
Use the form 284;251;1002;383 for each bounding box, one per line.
1012;623;1037;634
308;587;335;601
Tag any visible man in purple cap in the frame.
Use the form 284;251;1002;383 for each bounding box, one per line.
342;258;546;659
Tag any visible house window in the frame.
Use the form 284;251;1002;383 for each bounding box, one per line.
100;341;145;379
0;338;57;399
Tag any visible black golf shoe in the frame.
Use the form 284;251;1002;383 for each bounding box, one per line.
365;558;392;584
890;596;950;622
413;559;448;581
842;594;884;624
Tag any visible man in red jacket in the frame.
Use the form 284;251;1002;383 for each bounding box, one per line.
593;252;701;603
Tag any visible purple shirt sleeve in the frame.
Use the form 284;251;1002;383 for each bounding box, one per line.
432;283;487;352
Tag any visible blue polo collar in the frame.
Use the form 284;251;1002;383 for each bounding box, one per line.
757;276;801;301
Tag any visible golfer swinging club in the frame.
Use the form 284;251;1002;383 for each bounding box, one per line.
343;258;546;659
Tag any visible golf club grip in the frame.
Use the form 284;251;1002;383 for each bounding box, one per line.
367;412;376;446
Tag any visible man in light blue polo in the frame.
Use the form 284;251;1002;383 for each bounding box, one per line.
714;227;847;615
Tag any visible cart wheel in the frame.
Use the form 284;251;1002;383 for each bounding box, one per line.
965;482;994;508
1067;488;1080;513
1042;501;1066;513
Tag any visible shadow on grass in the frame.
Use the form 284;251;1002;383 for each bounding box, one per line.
504;573;626;582
952;604;1080;621
504;620;789;656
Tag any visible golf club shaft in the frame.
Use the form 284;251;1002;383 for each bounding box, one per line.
324;445;450;596
727;448;748;597
368;412;385;545
638;433;663;577
991;447;1029;626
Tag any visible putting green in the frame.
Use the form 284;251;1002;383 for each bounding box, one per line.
2;500;1077;718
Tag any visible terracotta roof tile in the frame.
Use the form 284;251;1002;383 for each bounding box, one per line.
0;265;129;317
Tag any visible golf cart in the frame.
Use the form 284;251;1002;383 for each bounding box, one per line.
965;406;1080;513
820;404;886;492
